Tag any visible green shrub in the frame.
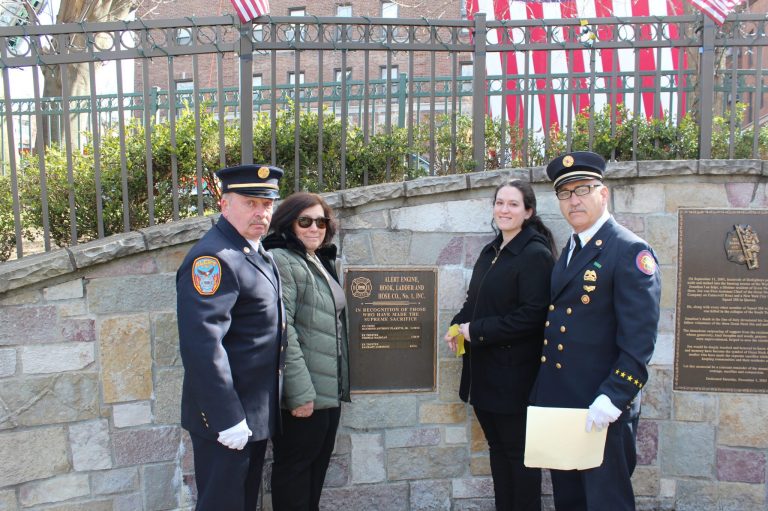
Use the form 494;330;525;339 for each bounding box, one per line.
0;172;34;260
19;146;100;248
2;101;768;261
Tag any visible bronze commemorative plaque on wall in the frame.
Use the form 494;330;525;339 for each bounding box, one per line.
675;208;768;393
344;267;437;391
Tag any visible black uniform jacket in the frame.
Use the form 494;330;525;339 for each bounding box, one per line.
530;217;661;420
452;226;555;414
177;215;287;441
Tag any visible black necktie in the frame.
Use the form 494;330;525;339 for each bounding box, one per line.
569;234;582;266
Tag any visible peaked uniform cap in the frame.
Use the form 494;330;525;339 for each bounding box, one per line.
546;151;606;189
216;164;284;199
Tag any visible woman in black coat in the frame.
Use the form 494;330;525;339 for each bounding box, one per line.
445;179;557;511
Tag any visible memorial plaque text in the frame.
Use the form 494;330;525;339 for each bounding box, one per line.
675;209;768;393
345;267;437;391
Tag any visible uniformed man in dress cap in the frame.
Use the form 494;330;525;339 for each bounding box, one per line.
177;164;287;510
530;151;661;511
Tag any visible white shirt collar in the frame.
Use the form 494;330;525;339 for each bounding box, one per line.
247;238;261;252
572;208;611;250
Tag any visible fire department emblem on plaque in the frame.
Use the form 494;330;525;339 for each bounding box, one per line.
350;277;373;298
725;224;760;270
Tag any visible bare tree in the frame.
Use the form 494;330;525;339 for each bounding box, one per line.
36;0;138;144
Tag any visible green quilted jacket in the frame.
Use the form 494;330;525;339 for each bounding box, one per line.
263;232;351;410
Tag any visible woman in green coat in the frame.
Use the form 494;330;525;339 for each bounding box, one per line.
263;192;350;511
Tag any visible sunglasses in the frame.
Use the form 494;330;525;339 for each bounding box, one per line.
296;216;330;229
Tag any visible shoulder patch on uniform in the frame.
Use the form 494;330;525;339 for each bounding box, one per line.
635;250;657;276
192;256;222;295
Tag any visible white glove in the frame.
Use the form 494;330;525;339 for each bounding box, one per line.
585;394;621;432
217;419;252;450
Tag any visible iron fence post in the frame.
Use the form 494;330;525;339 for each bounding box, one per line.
397;72;407;128
698;16;716;160
1;64;22;258
239;21;255;165
472;13;487;173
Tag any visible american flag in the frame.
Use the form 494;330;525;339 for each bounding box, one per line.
230;0;269;23
688;0;740;25
466;0;690;133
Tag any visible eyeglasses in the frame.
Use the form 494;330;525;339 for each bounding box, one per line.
555;184;602;200
296;216;330;229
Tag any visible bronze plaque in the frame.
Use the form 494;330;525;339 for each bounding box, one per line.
675;209;768;393
345;267;437;392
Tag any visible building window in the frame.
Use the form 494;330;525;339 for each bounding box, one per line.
253;74;263;87
460;62;473;92
335;4;352;41
335;68;352;82
176;79;194;91
288;71;305;85
381;2;406;42
380;65;398;81
253;24;264;42
380;65;400;94
381;1;397;18
287;7;306;42
288;71;305;98
459;1;469;34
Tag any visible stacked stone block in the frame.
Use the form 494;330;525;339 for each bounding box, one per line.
1;161;768;509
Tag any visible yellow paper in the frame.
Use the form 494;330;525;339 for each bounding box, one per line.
448;324;465;357
523;406;607;470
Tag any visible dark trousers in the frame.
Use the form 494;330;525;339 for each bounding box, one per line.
550;420;638;511
474;407;542;511
271;407;341;511
190;432;268;511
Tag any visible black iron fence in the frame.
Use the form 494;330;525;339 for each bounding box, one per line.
0;13;767;260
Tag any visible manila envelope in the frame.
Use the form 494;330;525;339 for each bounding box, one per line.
524;406;608;470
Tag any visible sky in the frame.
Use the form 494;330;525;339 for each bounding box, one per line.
3;0;136;101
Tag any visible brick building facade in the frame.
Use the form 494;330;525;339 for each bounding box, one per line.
136;0;471;102
737;0;768;126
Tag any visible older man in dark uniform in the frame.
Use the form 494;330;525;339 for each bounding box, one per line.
530;151;661;511
177;164;287;511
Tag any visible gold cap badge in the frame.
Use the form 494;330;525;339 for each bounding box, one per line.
563;155;575;167
258;166;270;179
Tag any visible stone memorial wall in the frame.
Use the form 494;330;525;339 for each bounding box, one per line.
0;160;766;510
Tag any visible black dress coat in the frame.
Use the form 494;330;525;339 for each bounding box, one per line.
530;217;661;420
452;225;555;415
176;215;287;442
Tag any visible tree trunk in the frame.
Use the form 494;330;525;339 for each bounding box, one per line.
42;0;135;146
